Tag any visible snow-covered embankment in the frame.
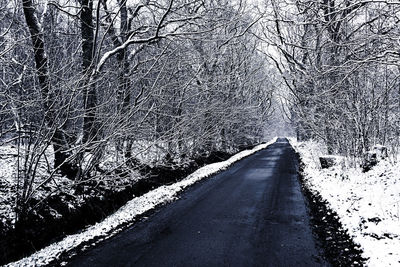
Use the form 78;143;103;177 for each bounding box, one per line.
290;139;400;266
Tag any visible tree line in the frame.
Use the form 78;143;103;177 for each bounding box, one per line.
0;0;273;221
262;0;400;159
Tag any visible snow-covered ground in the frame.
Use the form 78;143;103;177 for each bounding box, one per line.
5;138;277;266
0;143;141;227
290;138;400;266
0;144;73;226
0;139;200;226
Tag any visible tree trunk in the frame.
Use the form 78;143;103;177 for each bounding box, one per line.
100;0;132;161
80;0;97;146
118;1;133;161
22;0;77;179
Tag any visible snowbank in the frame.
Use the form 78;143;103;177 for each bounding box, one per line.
289;138;400;266
6;138;277;267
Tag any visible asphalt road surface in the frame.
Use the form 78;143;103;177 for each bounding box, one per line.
67;138;328;267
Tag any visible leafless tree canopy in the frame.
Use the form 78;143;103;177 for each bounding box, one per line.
262;0;400;157
1;0;399;228
0;0;273;220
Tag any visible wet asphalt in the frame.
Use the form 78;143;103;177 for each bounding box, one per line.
67;138;328;267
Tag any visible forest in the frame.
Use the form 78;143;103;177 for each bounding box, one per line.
0;0;399;265
264;0;400;157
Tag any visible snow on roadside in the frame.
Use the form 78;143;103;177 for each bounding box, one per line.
289;138;400;267
6;137;277;267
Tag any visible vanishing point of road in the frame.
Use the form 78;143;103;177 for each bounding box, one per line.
67;138;328;266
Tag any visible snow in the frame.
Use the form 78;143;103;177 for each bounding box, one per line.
0;144;62;225
0;139;174;227
0;145;19;184
289;138;400;266
0;145;16;223
5;137;277;266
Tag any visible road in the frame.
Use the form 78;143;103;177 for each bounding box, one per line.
67;138;328;267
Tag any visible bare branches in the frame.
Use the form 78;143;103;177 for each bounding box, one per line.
0;0;274;226
263;0;400;155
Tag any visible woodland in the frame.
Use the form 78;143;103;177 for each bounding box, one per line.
0;0;399;264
